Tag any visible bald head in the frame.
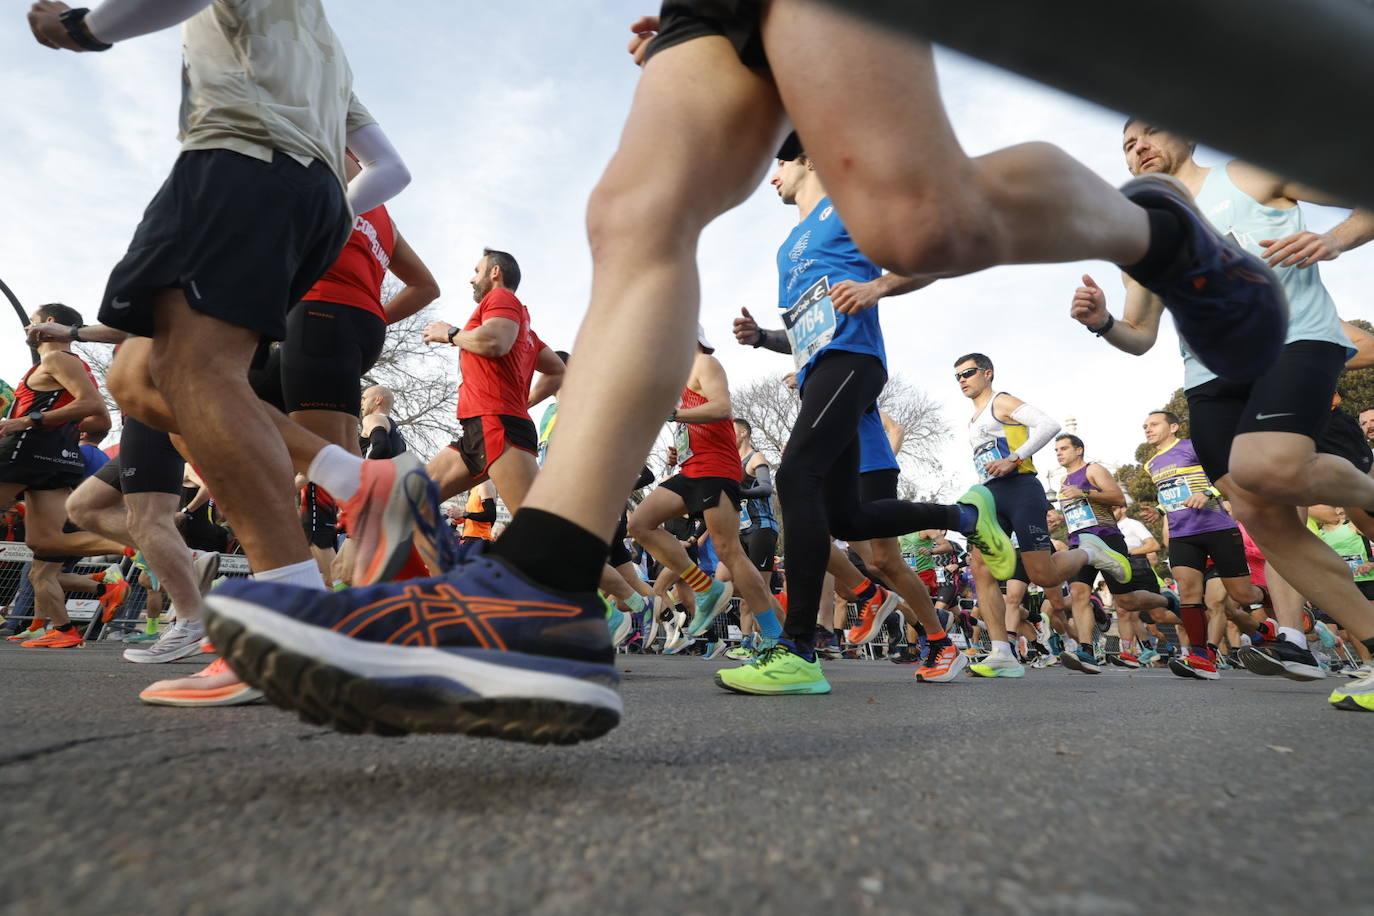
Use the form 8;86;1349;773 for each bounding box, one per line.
362;385;395;415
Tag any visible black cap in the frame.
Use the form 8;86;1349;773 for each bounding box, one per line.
776;131;804;162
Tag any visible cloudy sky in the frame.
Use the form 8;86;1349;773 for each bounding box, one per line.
3;1;1367;499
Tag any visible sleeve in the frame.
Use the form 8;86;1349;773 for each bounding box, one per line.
363;425;394;460
739;463;773;499
1007;402;1061;461
464;499;498;523
482;290;524;324
345;120;411;217
85;0;212;44
634;465;655;490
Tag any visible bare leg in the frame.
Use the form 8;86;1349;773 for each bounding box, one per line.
28;560;69;627
126;492;205;618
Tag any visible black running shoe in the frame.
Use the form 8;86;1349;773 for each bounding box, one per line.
1240;636;1326;682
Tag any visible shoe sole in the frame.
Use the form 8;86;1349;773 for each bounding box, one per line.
1168;658;1218;680
610;615;634;648
123;639;208;664
204;595;622;745
968;663;1025;678
848;591;899;647
1061;650;1103;674
1236;645;1325;681
1330;694;1373;712
140;685;265;707
1106;655;1140;669
713;672;831;695
195;552;222;596
686;582;735;638
916;652;969;683
352;455;428;587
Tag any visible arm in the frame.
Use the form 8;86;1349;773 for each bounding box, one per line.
739;463;773;499
1224;160;1374;267
879;409;905;456
995;395;1061;462
439;316;519;358
38;352;108;428
381;232;440;325
361;415;395;459
345;121;411;218
182;484;212;515
1083;464;1127;508
672;358;731;424
26;322;128;346
1133;532;1162;557
527;347;566;408
463;499;498;524
1342;320;1374;370
34;0;214;49
732;308;792;354
1069;273;1164;356
830;274;935;315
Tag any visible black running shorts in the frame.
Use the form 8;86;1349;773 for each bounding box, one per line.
0;462;82;492
100;149;351;341
1186;340;1349;481
644;0;766;69
1315;406;1373;475
1169;527;1249;578
740;526;778;573
659;473;742;516
281;302;385;415
609;510;634;568
450;415;538;480
987;473;1053;555
114;417;184;496
1127;555;1161;595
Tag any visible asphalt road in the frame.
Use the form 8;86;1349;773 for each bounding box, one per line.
1;643;1370;916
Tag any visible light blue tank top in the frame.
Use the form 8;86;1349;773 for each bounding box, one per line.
1182;161;1353;389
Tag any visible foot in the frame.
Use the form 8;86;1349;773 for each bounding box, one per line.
99;578;132;623
1059;647;1102;674
955;485;1016;581
123;619;206;664
7;622;48;642
193;551;222;596
1137;647;1161;666
704;640;728;659
968;648;1025;678
686;580;734;637
202;552;622;743
21;626;82;648
1120;173;1287;381
714;642;831;695
1329;669;1374;712
662;608;691;654
139;656;263;707
607;605;634;648
1076;533;1132;584
846;586;898;646
1238;636;1326;681
341;453;433;586
915;641;968;683
1168;651;1220;681
1109;651;1141;669
641;597;661;646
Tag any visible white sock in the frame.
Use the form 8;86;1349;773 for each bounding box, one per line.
1279;626;1306;646
1065;637;1080;652
254;558;327;590
308;444;364;502
992;639;1012;657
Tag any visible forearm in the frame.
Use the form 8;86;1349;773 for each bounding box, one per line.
871;273;934;298
1329;208;1374;254
184;486;212;514
464;500;498;524
69;324;128;345
382;285;439;325
40;398;108;428
751;328;792;354
528;374;562;408
85;0;211;43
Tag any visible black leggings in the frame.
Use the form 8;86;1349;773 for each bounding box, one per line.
775;351;957;646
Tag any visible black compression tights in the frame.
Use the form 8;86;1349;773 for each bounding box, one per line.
776;351;957;648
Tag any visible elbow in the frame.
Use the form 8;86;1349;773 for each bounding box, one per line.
389;161;413;193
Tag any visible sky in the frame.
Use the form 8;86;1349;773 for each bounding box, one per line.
3;1;1369;501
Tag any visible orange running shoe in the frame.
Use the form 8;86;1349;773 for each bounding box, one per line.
21;627;83;648
342;453;430;586
138;657;263;707
99;579;132;622
846;586;898;646
916;642;970;683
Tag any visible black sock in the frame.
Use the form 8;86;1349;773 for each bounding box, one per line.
93;583;107;597
1121;207;1186;287
55;623;74;632
854;578;878;603
1361;637;1374;658
488;508;607;594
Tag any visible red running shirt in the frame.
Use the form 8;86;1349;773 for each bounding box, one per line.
457;288;546;419
675;386;740;480
302;205;395;322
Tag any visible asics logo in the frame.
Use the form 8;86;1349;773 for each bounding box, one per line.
331;582;585;649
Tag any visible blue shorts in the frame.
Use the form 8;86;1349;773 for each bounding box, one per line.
987;473;1052;554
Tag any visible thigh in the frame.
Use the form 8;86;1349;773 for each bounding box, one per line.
630;481;691;531
1185;379;1250;482
118;416;186;495
427;446;477;501
991;475;1052;553
487;447;538;513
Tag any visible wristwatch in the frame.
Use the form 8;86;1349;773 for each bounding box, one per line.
58;8;113;52
446;326;459;344
27;410;45;429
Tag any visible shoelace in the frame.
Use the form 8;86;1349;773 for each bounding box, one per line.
406;470;462;573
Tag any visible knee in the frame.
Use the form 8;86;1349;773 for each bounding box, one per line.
625;512;652;542
845;192;991;277
586;181;701;263
1228;451;1308;502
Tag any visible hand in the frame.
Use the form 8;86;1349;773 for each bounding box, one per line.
983;457;1019;478
24;322;73;346
1139;505;1161;524
917;547;932;556
782;371;797;390
0;417;34;437
666;446;678;467
1069;274;1109;328
1357;562;1374;576
627;15;659;67
1059;485;1085;501
1182;492;1212;510
1259;231;1340;269
732;307;763;347
422;321;455;345
829;279;879;315
28;1;82;51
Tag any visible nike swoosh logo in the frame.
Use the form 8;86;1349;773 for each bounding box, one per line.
110;297;132;309
1254;412;1295;421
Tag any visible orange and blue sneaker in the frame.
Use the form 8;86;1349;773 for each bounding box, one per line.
202;544;621;744
21;626;83;648
342;452;438;586
1120;173;1287;382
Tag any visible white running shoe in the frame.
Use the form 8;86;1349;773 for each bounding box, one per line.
663;608;691;654
122;619;206;664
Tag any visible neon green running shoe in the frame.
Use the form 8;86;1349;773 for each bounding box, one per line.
714;643;831;695
1329;669;1374;712
956;485;1015;581
1077;533;1132;584
968;649;1026;678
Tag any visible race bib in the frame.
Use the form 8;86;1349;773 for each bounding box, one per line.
673;422;692;468
973;440;1009;481
1342;554;1364;575
782;276;837;372
739;504;752;531
1157;477;1192;513
1062;497;1097;533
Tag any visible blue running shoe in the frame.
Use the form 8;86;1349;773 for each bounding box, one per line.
687;580;734;637
202;546;621;744
1121;173;1288;382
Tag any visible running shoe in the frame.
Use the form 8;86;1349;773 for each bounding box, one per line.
1313;621;1338;650
1120;173;1287;382
1108;652;1141;669
1059;648;1102;674
714;642;831;695
704;641;727;659
21;627;83;648
1137;647;1161;666
1330;670;1374;712
1030;652;1058;669
99;578;132;623
888;646;922;665
341;453;433;586
968;649;1025;678
194;551;221;596
123;619;206;664
1237;637;1326;681
686;580;734;637
1048;633;1064;656
608;606;634;648
1077;533;1131;584
7;622;47;642
202;547;622;742
846;586;898;646
662;608;691;654
123;629;161;645
956;485;1016;581
725;639;755;661
139;657;263;707
915;642;968;683
642;598;662;646
1168;651;1220;681
127;549;161;593
1345;661;1373;679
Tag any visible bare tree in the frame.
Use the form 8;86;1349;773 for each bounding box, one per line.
361;279;457;458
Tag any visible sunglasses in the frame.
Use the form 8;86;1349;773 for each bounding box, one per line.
954;367;982;380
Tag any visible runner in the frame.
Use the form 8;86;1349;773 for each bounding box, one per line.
459;482;498;547
1111;505;1168;666
359;386;408;460
1053;433;1181;672
731;417;780;654
956;353;1131;678
1072;124;1374;709
198;2;1288;740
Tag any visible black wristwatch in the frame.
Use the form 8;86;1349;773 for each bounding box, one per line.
1088;313;1116;336
446;326;459;344
58;8;113;52
27;410;45;429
